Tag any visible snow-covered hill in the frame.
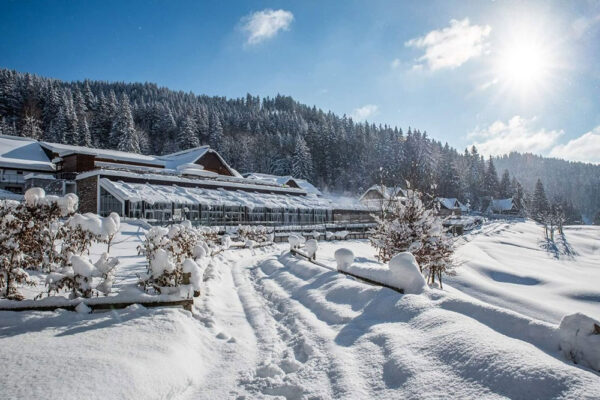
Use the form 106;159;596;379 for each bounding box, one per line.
1;221;599;399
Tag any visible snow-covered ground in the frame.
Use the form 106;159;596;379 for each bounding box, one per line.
1;220;599;399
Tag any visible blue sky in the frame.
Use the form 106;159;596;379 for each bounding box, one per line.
2;0;600;163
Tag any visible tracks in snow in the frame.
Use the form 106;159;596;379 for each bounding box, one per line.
231;252;364;399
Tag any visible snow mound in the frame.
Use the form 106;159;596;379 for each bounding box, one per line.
388;252;426;294
288;234;302;250
182;258;203;291
71;255;95;278
151;249;175;277
334;248;354;270
75;302;91;314
559;313;600;371
101;212;120;237
193;243;207;259
305;239;318;259
24;187;45;206
68;213;103;236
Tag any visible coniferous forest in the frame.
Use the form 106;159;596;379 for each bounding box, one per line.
1;68;599;221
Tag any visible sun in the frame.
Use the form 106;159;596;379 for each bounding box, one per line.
487;21;564;101
498;42;548;85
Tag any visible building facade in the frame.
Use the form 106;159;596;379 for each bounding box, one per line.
0;135;373;226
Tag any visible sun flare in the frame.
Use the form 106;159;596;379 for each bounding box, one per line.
492;28;560;99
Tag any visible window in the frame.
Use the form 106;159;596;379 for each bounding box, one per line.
99;187;123;216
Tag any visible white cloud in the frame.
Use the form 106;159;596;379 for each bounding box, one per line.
390;58;401;69
405;18;491;70
549;127;600;164
240;9;293;45
351;104;378;121
469;116;563;156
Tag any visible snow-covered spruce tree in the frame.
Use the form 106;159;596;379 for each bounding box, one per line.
177;115;200;149
369;187;455;288
531;178;549;222
291;136;313;180
112;93;140;153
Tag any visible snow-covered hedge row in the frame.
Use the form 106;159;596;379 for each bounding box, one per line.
0;188;120;300
236;225;274;244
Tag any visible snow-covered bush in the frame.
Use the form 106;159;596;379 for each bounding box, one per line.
305;239;318;260
61;213;104;258
102;212;121;251
559;313;600;371
0;188;120;300
139;222;210;295
0;188;79;299
237;225;273;243
42;253;118;299
94;252;120;295
334;248;354;270
182;258;203;297
309;230;321;239
388;253;426;295
369;188;455;288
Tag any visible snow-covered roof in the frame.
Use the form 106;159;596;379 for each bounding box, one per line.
244;173;322;196
39;141;161;165
100;179;334;210
0;135;55;171
40;141;238;176
79;169;309;195
359;185;407;201
487;198;515;212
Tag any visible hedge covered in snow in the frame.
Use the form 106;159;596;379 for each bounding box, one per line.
0;188;120;300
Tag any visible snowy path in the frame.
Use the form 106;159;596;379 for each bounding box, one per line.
182;243;600;399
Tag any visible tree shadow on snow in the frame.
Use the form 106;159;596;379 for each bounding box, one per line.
539;233;577;260
334;290;420;347
0;308;147;338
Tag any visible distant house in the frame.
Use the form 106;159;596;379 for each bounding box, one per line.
485;197;520;215
435;197;469;216
359;185;407;209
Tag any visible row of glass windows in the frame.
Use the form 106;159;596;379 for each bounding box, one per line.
99;192;334;225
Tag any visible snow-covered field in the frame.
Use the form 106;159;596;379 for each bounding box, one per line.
1;220;599;399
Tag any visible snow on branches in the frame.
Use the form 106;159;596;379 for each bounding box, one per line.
369;188;455;288
139;222;210;296
1;188;121;300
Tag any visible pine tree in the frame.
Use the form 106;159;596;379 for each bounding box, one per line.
499;169;511;198
484;156;499;198
21;115;42;139
209;112;223;150
531;178;549;221
177;116;200;149
111;94;140;153
291;136;313;179
78;116;92;147
436;146;461;199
